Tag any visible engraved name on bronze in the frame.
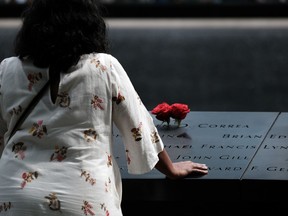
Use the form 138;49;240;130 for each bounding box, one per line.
250;166;288;172
175;155;249;160
262;145;288;150
269;134;288;139
198;124;249;129
200;144;257;150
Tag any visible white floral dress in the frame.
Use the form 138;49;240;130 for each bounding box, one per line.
0;53;164;216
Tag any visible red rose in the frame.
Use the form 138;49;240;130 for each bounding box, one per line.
170;103;190;120
151;102;171;123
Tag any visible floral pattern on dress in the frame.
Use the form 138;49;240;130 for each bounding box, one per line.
0;202;12;213
131;122;143;141
81;170;96;186
44;193;62;212
82;201;95;216
12;142;27;160
50;145;68;162
9;105;22;116
151;130;160;143
21;171;38;189
91;95;104;110
100;203;110;216
29;120;47;138
105;177;111;193
125;150;131;165
112;92;125;105
83;129;97;142
91;58;107;72
0;54;164;215
27;72;42;91
57;91;71;108
106;153;112;167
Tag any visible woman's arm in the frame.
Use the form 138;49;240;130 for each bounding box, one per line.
155;149;208;180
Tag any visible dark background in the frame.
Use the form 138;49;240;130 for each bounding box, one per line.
1;1;288;112
1;0;288;18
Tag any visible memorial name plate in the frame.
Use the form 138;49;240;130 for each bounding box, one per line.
244;112;288;180
177;112;278;179
113;111;279;180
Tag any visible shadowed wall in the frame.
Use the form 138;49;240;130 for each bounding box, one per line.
1;18;288;111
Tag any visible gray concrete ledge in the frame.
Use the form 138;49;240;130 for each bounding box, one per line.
2;18;288;29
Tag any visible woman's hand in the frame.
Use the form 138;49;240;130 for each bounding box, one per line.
155;149;208;180
168;161;208;180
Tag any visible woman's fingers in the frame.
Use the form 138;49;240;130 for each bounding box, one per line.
172;161;209;178
192;162;208;170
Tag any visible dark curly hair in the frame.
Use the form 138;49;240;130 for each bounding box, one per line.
14;0;109;73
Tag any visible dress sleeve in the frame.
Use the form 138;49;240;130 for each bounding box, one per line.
110;55;164;174
0;59;8;157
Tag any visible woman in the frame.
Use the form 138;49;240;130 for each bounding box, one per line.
0;0;208;215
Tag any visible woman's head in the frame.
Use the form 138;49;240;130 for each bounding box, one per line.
14;0;109;71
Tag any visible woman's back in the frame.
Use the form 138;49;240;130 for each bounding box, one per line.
0;53;124;215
